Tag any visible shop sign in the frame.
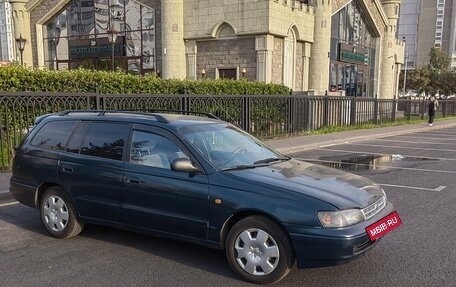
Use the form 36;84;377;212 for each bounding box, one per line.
338;43;367;65
69;37;125;59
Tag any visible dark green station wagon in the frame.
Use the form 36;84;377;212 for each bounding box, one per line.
11;110;398;284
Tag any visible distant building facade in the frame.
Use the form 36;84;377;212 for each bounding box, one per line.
0;0;15;62
8;0;405;98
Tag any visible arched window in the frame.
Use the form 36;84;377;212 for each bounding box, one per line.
283;28;296;89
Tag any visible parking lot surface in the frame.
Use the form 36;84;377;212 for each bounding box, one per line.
1;120;456;286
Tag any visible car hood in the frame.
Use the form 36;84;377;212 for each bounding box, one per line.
229;159;385;209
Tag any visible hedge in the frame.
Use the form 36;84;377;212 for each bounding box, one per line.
0;65;291;95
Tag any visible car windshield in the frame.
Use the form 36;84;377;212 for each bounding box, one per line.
179;123;288;170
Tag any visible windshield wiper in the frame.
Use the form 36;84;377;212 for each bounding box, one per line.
222;164;267;171
254;157;288;165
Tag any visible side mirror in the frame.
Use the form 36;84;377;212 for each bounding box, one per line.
171;158;200;173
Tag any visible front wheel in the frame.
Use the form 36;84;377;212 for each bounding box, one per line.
40;186;83;239
225;216;295;284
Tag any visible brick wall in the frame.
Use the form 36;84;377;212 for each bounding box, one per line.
196;37;256;80
272;37;283;84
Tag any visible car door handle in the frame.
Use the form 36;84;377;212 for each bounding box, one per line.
61;165;73;174
125;177;141;184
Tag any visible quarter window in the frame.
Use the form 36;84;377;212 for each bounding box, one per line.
80;122;129;161
30;121;78;150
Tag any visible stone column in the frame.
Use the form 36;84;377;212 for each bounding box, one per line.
309;0;331;95
161;0;186;79
255;35;274;83
379;0;402;99
301;42;311;91
9;0;33;67
185;40;197;80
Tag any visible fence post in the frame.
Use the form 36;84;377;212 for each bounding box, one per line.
306;97;311;131
406;98;411;121
392;99;397;122
374;98;378;124
242;96;251;133
96;95;101;110
323;96;328;127
289;96;294;134
350;97;356;126
420;98;425;120
454;97;456;116
442;99;446;118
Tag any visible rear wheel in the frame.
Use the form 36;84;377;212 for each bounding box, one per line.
225;216;294;284
40;186;83;238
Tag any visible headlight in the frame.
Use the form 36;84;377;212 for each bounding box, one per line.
317;209;364;228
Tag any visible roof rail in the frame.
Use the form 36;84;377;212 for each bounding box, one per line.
58;110;168;123
57;109;220;121
144;109;220;120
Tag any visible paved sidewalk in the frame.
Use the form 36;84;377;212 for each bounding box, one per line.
2;119;456;196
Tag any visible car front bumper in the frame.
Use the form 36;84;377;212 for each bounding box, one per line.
286;202;394;268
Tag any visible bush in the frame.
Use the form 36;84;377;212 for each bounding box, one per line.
0;65;291;95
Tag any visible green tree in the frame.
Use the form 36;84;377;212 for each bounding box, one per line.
429;47;450;72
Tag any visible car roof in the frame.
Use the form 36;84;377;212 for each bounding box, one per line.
36;110;225;129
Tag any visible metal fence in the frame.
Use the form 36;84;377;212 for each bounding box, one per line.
1;92;455;170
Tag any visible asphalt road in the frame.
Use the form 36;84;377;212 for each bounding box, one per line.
1;127;456;286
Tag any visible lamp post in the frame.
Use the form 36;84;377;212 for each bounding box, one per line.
15;34;26;66
201;68;206;78
402;37;408;97
107;28;118;71
241;68;246;78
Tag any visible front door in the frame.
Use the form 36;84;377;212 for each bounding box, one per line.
123;126;210;240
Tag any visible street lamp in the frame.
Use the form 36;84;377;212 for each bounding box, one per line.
241;68;247;78
15;34;26;66
402;37;408;97
107;28;119;71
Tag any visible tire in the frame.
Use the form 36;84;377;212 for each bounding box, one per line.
40;186;83;239
225;215;295;284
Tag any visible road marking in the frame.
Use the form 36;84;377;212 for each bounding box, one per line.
379;184;447;192
346;143;456;152
376;139;456;146
393;135;456;141
0;201;19;207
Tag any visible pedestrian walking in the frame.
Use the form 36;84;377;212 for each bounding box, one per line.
427;95;439;126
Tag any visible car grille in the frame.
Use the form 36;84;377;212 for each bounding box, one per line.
361;196;386;220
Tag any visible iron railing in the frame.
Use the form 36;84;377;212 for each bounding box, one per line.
1;92;455;170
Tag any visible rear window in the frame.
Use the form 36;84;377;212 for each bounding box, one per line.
30;121;78;151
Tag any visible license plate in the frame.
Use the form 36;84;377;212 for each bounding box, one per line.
366;211;402;241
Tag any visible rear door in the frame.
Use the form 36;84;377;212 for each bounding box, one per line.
59;121;130;223
123;125;210;240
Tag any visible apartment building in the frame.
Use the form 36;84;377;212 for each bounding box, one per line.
399;0;456;69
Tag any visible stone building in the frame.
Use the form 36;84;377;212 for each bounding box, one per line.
9;0;404;98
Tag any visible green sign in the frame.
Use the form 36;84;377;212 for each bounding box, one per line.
338;43;367;65
69;43;123;59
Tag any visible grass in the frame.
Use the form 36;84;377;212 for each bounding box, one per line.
305;115;456;136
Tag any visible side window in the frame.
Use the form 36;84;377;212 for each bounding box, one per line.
80;122;129;161
130;131;189;169
30;121;78;151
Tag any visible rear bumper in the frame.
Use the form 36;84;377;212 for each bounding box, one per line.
287;202;394;268
10;176;37;208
